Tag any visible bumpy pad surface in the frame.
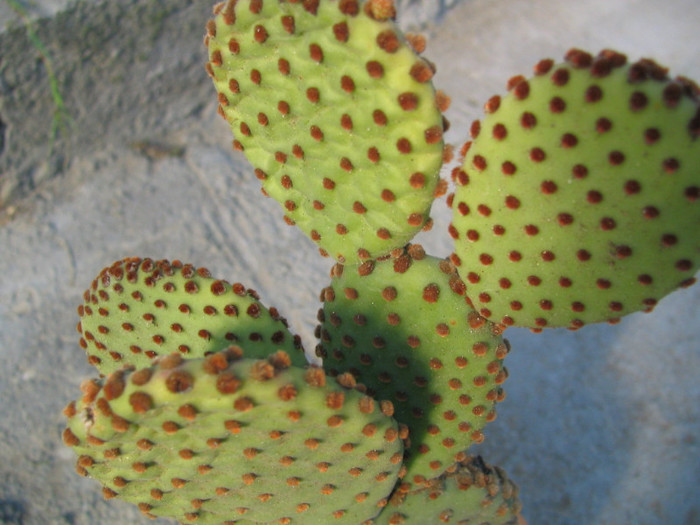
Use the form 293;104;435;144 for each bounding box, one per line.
371;455;521;525
450;49;700;329
317;246;509;486
206;0;445;264
63;348;404;524
78;258;305;375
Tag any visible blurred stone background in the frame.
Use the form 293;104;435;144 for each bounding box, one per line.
1;0;698;524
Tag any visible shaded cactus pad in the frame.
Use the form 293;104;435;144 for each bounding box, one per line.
78;257;305;375
317;245;509;486
63;347;405;524
372;455;521;525
450;49;699;329
206;0;445;264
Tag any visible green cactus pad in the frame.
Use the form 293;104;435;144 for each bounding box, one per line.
371;455;522;525
63;347;405;524
205;0;445;264
316;245;509;486
450;49;700;329
78;257;305;375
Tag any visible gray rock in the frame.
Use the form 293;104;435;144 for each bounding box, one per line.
1;0;211;208
0;0;466;209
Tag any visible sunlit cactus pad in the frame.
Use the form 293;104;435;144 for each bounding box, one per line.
450;49;699;329
372;455;521;525
317;245;509;486
205;0;445;264
78;258;305;375
63;347;405;524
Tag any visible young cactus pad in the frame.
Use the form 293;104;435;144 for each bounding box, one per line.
450;49;699;329
316;245;509;486
63;347;405;524
78;258;305;375
372;455;522;525
205;0;446;264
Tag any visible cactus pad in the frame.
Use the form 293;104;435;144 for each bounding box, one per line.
78;258;305;375
372;455;522;525
205;0;445;264
63;347;405;524
316;245;509;486
450;49;700;329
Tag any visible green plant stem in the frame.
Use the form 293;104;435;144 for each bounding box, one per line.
7;0;73;152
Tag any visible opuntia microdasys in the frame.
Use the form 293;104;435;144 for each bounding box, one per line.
205;0;448;264
373;455;522;525
78;257;305;375
63;346;406;524
449;49;699;330
316;244;509;487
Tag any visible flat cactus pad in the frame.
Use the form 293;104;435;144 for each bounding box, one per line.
206;0;445;264
78;257;305;375
317;245;509;486
450;49;699;329
371;455;522;525
63;347;405;524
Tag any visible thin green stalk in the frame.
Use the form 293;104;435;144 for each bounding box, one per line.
7;0;74;153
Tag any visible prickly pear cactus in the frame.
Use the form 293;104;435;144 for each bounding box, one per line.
63;347;405;524
450;49;700;329
372;456;522;525
205;0;446;264
78;258;306;375
63;0;700;522
316;245;509;486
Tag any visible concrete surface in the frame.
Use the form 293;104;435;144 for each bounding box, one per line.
0;0;698;524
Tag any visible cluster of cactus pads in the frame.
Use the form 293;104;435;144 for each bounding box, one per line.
63;0;699;523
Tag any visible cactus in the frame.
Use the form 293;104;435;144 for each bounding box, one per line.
372;455;522;525
205;0;446;264
61;0;699;524
63;346;405;524
449;49;700;329
316;244;509;486
78;257;306;375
